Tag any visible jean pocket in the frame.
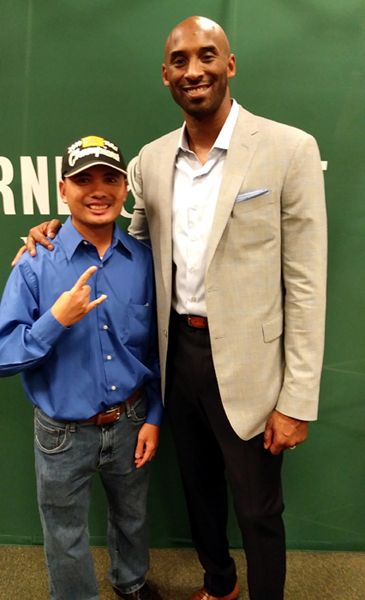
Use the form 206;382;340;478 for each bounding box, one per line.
34;410;72;454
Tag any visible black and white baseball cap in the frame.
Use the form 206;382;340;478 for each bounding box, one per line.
61;135;127;178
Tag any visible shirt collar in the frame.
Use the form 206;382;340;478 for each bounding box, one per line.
177;99;239;154
59;217;133;260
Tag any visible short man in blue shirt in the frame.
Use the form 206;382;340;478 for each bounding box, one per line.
0;135;163;600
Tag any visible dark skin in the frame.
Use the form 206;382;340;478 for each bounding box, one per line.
12;16;309;456
162;16;236;164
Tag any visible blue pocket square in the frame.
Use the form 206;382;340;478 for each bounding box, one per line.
235;188;271;203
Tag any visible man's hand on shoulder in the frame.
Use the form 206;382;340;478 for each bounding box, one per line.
264;410;308;455
11;219;63;266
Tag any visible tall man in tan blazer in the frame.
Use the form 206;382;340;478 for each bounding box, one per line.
19;15;327;600
128;16;327;600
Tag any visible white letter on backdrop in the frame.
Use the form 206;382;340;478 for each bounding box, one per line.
0;157;16;214
20;156;50;215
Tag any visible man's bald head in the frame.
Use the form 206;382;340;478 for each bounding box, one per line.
164;16;231;61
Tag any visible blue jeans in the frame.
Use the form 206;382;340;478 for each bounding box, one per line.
34;396;150;600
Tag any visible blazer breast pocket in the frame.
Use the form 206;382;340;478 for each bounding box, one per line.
232;188;274;216
235;188;271;203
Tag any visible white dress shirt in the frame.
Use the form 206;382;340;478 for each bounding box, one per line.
172;99;239;316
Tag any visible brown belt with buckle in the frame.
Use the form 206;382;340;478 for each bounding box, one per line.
181;314;209;329
81;387;141;426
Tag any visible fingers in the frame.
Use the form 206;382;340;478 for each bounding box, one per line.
135;446;156;469
263;410;309;455
134;438;145;467
46;219;63;239
51;266;107;326
266;425;308;455
12;220;63;265
71;266;98;292
27;222;55;255
269;441;284;456
263;426;273;450
134;424;160;469
88;294;107;311
26;219;63;256
11;245;27;267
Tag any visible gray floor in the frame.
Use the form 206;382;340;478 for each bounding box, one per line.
0;546;365;599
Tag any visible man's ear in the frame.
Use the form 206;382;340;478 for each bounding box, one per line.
162;64;170;88
227;53;236;80
58;180;68;204
122;177;129;200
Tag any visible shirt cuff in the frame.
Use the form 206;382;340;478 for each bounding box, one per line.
144;380;163;426
30;309;68;349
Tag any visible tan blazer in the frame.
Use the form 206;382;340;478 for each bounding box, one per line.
128;105;327;440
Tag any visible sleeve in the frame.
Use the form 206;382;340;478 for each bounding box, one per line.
144;376;163;426
127;154;151;242
141;249;163;426
276;133;327;421
0;261;66;375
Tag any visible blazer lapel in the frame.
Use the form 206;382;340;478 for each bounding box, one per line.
153;130;180;299
206;108;260;273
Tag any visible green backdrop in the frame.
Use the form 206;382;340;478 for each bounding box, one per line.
0;0;364;550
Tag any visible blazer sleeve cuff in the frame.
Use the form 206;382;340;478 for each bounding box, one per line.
275;389;319;421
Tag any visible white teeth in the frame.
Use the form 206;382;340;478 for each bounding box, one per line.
185;86;209;95
89;204;109;210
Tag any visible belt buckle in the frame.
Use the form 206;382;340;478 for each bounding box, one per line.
105;406;121;420
96;406;121;425
187;315;207;329
105;405;120;415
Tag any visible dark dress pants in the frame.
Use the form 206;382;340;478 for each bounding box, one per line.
165;313;286;600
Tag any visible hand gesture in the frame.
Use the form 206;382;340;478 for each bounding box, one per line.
51;266;106;327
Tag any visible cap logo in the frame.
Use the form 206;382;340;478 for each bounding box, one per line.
81;135;105;148
67;137;121;167
62;135;126;177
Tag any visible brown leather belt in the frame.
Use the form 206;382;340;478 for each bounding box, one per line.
181;314;208;329
81;388;141;426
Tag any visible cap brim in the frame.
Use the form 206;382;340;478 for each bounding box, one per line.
64;160;127;178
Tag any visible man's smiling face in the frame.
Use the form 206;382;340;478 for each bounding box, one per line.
162;16;236;120
59;165;127;237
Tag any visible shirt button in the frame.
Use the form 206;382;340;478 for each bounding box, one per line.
83;240;88;245
191;296;197;302
106;355;112;361
99;263;104;269
111;385;117;391
103;325;109;330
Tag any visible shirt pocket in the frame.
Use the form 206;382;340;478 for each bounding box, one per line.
126;302;153;351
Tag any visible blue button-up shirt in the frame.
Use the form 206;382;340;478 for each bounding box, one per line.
0;218;162;424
